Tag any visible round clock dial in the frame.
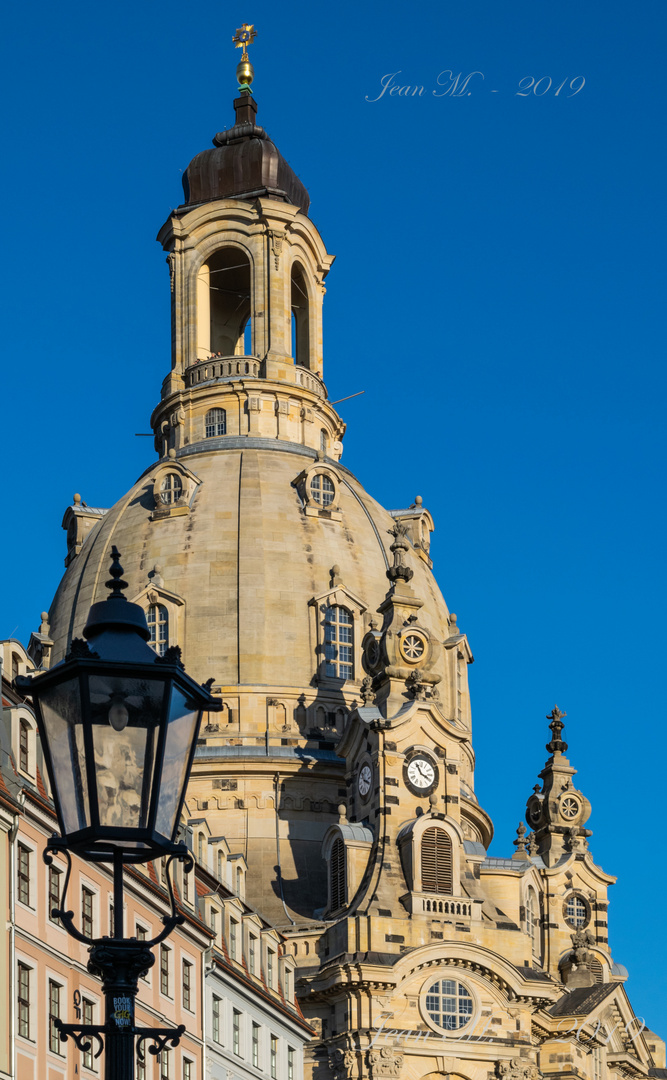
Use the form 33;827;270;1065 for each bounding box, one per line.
403;753;439;797
358;763;372;799
407;758;435;788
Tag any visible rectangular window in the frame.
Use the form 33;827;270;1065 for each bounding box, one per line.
183;869;189;903
160;1048;170;1079
249;934;256;975
212;995;221;1044
136;925;149;980
210;907;218;933
82;886;94;938
183;1059;192;1080
232;1009;241;1056
324;605;353;679
267;948;275;988
19;722;29;771
17;963;30;1039
230;918;238;961
160;945;170;996
288;1047;295;1080
252;1022;260;1068
82;999;94;1069
48;865;61;922
270;1035;278;1079
48;979;61;1054
17;844;30;905
182;959;192;1011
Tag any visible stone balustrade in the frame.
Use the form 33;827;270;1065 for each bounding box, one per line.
401;892;482;918
186;355;261;387
295;364;327;399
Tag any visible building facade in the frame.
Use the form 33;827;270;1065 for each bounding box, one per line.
1;640;311;1080
9;57;667;1080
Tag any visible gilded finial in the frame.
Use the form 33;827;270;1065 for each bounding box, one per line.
233;23;256;93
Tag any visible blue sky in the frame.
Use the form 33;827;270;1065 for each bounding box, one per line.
3;0;666;1031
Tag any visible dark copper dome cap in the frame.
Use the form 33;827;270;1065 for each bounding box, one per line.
182;95;310;214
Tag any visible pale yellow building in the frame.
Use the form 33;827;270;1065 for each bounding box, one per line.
34;55;665;1080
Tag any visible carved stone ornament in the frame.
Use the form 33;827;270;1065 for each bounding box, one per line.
360;676;375;705
329;1047;356;1080
570;927;595;965
165;252;175;293
406;669;428;700
495;1059;542;1080
367;1046;404;1078
386;522;413;583
268;228;285;270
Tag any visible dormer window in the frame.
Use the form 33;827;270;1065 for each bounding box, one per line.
205;408;227;438
160;474;183;505
310;474;335;507
324;606;353;680
147;604;168;656
19;720;29;772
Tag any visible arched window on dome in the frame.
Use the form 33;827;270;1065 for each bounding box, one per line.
205;408;226;438
330;837;346;911
291;263;310;369
160;474;183;505
526;887;540;958
320;429;328;455
310;473;335;508
198;248;252;359
421;827;453;895
147;604;168;656
324;606;353;680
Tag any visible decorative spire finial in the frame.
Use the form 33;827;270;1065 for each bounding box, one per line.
513;822;528;859
105;547;128;601
546;705;568;754
386;522;414;583
233;23;256;93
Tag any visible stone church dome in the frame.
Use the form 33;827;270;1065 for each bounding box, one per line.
48;447;450;690
43;83;481;927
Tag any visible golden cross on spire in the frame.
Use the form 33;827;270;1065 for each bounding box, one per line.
233;23;256;61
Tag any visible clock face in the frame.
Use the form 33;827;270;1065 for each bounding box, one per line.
358;763;372;799
402;752;439;798
407;758;435;789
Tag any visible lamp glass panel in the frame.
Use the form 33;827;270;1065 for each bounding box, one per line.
39;676;89;834
155;686;199;840
89;675;164;832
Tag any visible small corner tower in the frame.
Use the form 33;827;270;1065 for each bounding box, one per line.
153;30;340;461
525;706;592;866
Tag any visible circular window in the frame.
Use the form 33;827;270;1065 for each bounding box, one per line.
310;474;335;507
424;978;473;1031
560;796;579;820
528;800;542;825
564;894;590;929
160;474;183;505
400;632;426;663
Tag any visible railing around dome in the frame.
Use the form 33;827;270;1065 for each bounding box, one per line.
295;365;327;400
186;356;261;387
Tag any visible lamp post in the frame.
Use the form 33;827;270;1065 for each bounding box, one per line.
15;548;220;1079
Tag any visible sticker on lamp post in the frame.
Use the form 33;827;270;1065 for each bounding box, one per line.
112;996;133;1029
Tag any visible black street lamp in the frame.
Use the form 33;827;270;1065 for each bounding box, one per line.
15;548;220;1078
